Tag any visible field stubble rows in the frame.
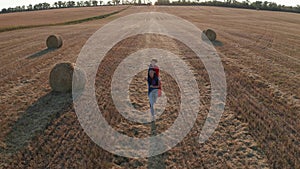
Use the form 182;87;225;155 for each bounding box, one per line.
0;6;299;168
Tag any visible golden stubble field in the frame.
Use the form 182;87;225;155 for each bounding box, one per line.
0;6;125;29
0;5;299;168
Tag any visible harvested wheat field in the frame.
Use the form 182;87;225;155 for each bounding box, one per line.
0;6;126;30
0;5;299;169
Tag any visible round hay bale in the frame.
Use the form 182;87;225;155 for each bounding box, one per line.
201;30;207;40
49;62;86;93
46;35;63;49
204;29;217;41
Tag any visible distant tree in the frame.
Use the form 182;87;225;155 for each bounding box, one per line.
252;1;262;9
77;1;85;6
7;7;14;12
92;0;98;6
67;1;75;7
84;1;91;6
27;4;33;10
1;8;7;13
34;4;39;10
62;1;67;7
58;1;63;8
242;0;249;7
263;1;269;8
268;2;278;9
15;6;21;12
99;1;103;5
157;0;170;5
43;3;50;9
107;1;112;5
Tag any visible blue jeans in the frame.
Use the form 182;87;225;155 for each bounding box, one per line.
149;89;158;116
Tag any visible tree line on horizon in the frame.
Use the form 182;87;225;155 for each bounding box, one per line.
1;0;122;13
157;0;300;13
1;0;300;14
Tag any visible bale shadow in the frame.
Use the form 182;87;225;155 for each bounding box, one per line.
27;48;56;59
148;122;166;169
211;40;223;47
201;33;223;47
2;92;72;154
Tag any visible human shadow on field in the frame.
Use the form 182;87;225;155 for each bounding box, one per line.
2;91;72;154
148;122;166;169
27;48;56;59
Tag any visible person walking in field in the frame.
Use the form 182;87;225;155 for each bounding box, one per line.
147;69;161;122
148;59;162;97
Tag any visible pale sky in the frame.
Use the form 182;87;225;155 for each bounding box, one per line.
0;0;299;9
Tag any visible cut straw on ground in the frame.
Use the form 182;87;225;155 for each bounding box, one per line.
0;6;129;33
